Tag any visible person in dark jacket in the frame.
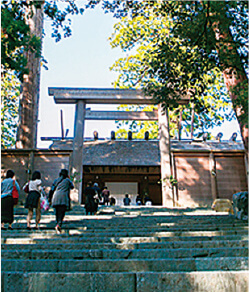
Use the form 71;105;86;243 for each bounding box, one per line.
123;194;131;206
51;169;74;234
1;170;20;230
136;194;142;206
84;181;96;215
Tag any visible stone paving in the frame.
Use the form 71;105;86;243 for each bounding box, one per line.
1;205;248;291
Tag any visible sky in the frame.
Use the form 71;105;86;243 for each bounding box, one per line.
37;5;241;149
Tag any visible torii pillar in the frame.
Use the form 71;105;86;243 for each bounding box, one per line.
71;100;86;199
158;105;174;207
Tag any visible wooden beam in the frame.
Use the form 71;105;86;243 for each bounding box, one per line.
48;87;189;105
85;110;158;120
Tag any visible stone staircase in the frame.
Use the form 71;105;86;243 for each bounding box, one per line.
1;205;248;292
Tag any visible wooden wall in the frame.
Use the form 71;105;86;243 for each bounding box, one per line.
1;149;247;207
173;151;247;207
1;150;71;204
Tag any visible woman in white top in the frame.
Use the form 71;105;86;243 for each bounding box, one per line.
23;171;43;230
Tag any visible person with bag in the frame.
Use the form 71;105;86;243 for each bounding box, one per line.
24;171;43;230
50;169;74;234
1;170;20;230
93;182;101;213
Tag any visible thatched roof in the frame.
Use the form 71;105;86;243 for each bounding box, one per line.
50;139;244;166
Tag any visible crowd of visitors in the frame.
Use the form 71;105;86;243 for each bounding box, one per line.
3;168;247;234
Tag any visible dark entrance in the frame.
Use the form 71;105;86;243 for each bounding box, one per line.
82;166;162;205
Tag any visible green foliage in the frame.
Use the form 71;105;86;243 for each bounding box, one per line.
1;1;41;81
109;4;235;139
1;0;84;80
87;1;248;140
115;105;159;139
1;70;20;149
70;172;82;183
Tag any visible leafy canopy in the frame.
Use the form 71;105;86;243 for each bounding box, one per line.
1;70;21;149
108;2;235;139
1;0;85;80
87;1;248;133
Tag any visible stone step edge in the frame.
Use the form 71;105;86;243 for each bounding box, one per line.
2;257;248;273
3;235;248;245
1;229;247;237
5;226;248;232
2;239;247;251
3;271;248;292
1;247;247;260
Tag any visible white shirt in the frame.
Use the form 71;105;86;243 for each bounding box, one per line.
27;179;42;193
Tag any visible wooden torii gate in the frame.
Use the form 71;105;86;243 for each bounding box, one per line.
48;87;188;206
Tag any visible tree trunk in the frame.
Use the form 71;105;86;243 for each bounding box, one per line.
16;4;44;149
212;18;248;153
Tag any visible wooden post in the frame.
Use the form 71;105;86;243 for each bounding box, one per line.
244;152;248;191
190;103;195;140
171;153;178;205
158;105;173;207
71;101;86;203
60;109;64;139
178;108;182;140
209;152;218;200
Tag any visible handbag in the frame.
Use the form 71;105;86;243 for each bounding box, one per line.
23;182;29;193
40;192;50;211
12;180;19;205
48;177;65;203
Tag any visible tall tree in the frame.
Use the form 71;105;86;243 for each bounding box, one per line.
86;0;248;150
1;0;84;148
109;7;234;140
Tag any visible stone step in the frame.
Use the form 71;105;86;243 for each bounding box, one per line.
2;257;248;273
7;222;248;232
12;209;239;219
2;233;248;245
1;229;247;240
2;271;249;292
9;270;249;292
12;211;242;219
2;239;247;251
1;247;247;260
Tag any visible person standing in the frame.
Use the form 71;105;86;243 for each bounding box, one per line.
51;169;74;234
84;181;96;215
136;194;142;205
1;170;20;230
123;194;131;206
24;171;43;230
93;182;101;214
101;186;110;206
93;182;101;200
